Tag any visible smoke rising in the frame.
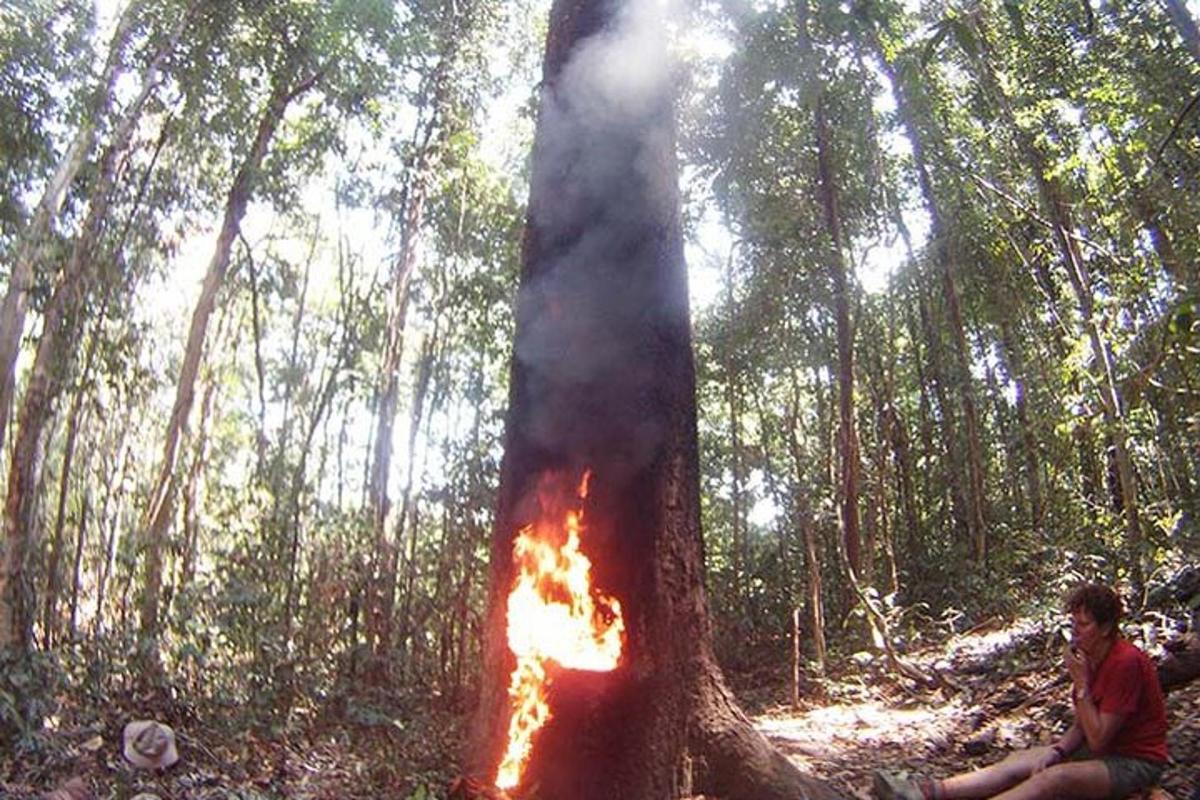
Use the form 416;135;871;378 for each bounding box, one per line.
513;0;689;484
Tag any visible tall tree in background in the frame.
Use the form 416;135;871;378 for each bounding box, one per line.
857;0;989;562
137;0;398;659
0;0;191;651
1163;0;1200;65
798;0;863;580
0;0;138;454
959;4;1145;592
468;0;839;797
363;0;475;669
137;40;322;659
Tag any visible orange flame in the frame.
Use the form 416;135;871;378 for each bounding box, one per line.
494;471;625;790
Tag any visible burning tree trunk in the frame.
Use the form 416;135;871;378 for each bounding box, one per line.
466;2;840;799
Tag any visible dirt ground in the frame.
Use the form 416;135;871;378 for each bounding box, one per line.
6;617;1196;799
753;619;1199;800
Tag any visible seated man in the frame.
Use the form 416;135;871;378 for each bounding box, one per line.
876;583;1168;800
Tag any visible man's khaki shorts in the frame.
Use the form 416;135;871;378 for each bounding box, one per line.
1098;755;1165;799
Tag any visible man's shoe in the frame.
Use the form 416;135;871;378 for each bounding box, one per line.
873;770;926;800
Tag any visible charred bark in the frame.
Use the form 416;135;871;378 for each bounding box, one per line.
467;2;840;799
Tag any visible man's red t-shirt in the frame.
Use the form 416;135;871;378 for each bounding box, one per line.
1087;637;1169;763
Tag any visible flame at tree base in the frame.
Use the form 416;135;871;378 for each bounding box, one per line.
494;472;625;791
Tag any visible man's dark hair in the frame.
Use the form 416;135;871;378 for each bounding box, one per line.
1064;583;1122;632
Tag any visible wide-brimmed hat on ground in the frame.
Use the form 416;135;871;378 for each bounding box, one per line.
122;720;179;770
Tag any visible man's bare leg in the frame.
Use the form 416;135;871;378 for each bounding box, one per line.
938;747;1049;799
938;748;1111;800
989;761;1111;800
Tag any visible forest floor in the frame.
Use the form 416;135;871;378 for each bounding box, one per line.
5;617;1197;799
747;617;1199;800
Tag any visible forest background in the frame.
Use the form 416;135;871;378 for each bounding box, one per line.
1;0;1198;796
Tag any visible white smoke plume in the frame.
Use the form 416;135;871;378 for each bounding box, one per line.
512;0;691;482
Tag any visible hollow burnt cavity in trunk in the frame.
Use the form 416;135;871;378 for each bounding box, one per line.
466;1;843;798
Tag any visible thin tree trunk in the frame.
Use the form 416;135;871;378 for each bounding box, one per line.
903;301;936;501
42;314;104;648
791;607;802;707
1111;146;1190;287
808;78;862;579
393;335;438;672
1076;416;1103;522
138;59;323;654
787;372;826;675
723;277;747;620
969;12;1144;593
94;433;131;635
365;76;446;659
865;348;895;592
68;489;90;640
0;1;143;450
0;9;185;651
983;346;1022;516
177;375;218;612
864;17;989;562
1163;0;1200;65
1000;321;1044;533
751;382;796;596
282;270;359;651
269;229;317;620
241;233;270;475
917;274;969;545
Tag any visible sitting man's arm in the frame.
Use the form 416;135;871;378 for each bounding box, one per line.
1055;721;1084;756
1073;683;1127;752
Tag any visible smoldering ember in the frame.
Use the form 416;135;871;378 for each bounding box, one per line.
1;1;1198;800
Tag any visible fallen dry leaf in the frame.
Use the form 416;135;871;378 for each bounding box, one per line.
42;776;89;800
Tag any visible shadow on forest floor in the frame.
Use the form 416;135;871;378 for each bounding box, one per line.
4;618;1197;799
748;618;1199;800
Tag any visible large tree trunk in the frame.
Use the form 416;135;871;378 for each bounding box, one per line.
137;59;321;655
466;2;839;799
